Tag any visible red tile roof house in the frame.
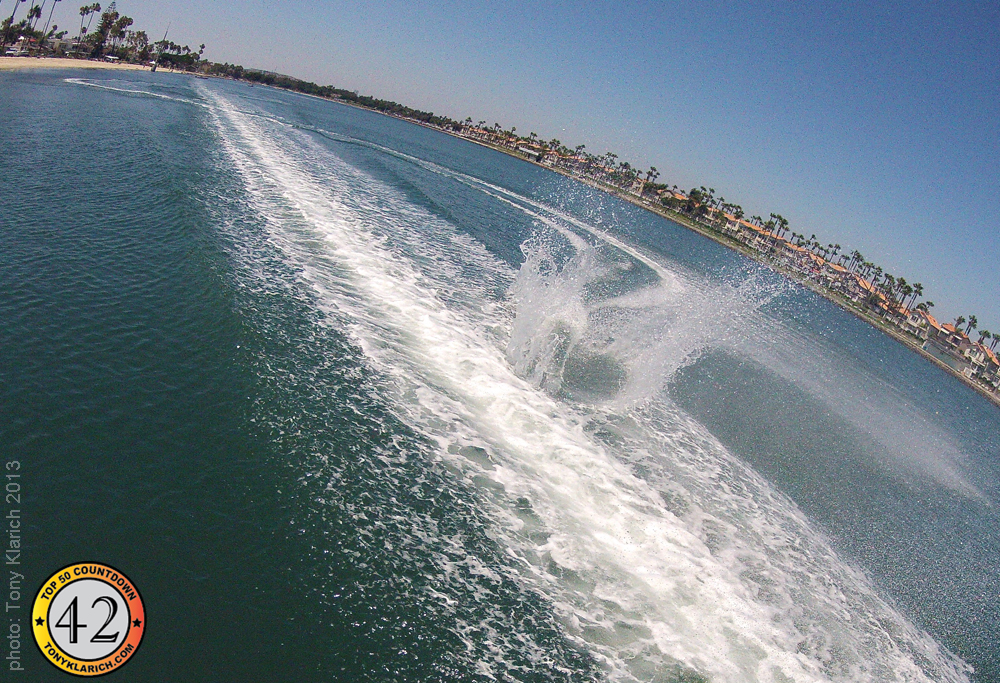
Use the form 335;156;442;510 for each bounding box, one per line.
736;223;783;254
803;254;854;292
655;190;690;211
936;324;974;353
901;309;941;340
984;347;1000;391
516;143;547;160
729;218;758;244
847;274;888;308
963;343;1000;386
716;212;742;236
920;323;975;374
778;241;814;273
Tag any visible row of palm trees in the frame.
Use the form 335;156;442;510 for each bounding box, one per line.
453;120;998;353
1;1;203;67
66;2;148;59
953;316;999;350
1;0;65;49
694;194;936;324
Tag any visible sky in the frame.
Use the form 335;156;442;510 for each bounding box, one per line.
33;0;1000;332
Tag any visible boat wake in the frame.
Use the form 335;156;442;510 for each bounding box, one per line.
194;84;973;682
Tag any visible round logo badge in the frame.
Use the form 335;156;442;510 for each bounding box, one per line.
32;562;146;677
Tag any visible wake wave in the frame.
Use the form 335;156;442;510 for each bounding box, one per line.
199;85;973;682
64;77;203;105
279;119;985;500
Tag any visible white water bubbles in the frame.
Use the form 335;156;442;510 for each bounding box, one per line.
201;85;974;682
588;403;972;682
506;227;787;407
496;190;983;499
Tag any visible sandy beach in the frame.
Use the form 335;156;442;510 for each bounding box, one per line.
0;56;150;71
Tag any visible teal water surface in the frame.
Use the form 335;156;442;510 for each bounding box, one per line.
1;69;998;683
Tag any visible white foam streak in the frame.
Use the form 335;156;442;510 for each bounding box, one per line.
203;89;971;682
64;77;204;105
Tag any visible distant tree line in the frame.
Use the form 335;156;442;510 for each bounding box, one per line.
203;62;459;128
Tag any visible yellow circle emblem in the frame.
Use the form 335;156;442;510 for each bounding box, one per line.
32;562;146;677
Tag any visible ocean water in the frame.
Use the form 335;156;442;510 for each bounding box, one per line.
1;69;998;683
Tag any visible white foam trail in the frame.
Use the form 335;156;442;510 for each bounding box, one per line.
63;77;205;105
202;87;972;682
297;127;980;496
367;141;981;498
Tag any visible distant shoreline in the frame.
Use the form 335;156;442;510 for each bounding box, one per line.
6;59;995;408
0;56;150;71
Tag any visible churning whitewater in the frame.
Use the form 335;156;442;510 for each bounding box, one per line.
183;82;973;683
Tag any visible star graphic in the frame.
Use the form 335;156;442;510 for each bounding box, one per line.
132;618;142;628
35;617;44;626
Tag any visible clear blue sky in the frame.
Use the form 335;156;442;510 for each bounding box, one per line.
43;0;1000;332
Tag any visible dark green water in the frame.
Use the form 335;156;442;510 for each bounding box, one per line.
1;70;998;682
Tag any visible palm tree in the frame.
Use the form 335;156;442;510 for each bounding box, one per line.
109;13;130;52
898;284;913;313
871;266;882;288
86;2;100;32
77;4;86;42
966;315;977;335
38;0;59;47
77;2;98;48
125;27;146;58
978;330;991;345
3;0;27;46
908;282;923;310
27;2;43;32
887;274;898;292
